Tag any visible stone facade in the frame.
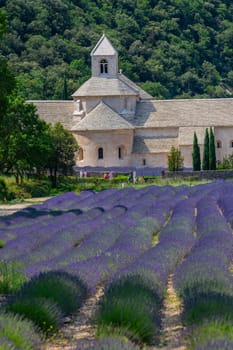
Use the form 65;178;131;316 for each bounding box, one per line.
29;34;233;169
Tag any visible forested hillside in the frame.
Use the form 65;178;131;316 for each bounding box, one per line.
1;0;233;100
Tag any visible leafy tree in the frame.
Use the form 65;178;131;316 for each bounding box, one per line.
0;97;51;183
46;123;78;187
222;154;233;169
1;0;233;99
0;9;15;119
168;146;184;171
192;132;201;171
202;128;209;170
209;127;216;170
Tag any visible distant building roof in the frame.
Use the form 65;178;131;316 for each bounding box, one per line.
27;100;74;129
133;99;233;128
91;34;118;56
72;101;134;131
179;127;207;146
133;136;178;153
72;76;139;97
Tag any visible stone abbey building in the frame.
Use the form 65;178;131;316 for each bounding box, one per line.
30;34;233;168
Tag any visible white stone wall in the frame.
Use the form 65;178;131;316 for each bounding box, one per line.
214;127;233;162
73;130;134;167
92;55;118;76
130;153;168;167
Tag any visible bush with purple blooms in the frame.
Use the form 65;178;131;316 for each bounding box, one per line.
96;274;163;344
75;337;140;350
0;312;42;349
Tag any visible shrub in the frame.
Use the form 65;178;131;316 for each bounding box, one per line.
0;178;8;201
0;240;5;248
0;312;41;349
188;318;233;349
0;261;27;294
14;270;88;315
6;297;62;335
96;275;162;344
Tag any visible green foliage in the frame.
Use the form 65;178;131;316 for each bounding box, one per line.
0;96;51;182
0;312;42;349
0;260;27;294
0;178;9;201
188;318;233;349
221;154;233;169
1;1;233;99
168;146;184;172
202;128;210;170
14;271;88;315
192;132;201;171
7;297;62;335
96;275;162;344
0;240;5;248
46;122;78;187
209;127;216;170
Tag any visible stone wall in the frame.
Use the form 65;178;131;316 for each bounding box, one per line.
163;169;233;180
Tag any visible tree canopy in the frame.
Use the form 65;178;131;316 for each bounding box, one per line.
0;0;233;100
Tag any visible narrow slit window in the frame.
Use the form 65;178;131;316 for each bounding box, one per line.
216;140;222;149
98;147;103;159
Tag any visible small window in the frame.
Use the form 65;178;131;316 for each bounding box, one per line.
216;140;222;149
231;141;233;148
100;59;108;74
142;159;146;166
118;147;122;159
98;147;103;159
78;148;84;161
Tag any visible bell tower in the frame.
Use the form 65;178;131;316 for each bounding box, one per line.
91;34;118;77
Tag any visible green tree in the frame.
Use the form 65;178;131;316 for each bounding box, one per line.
202;128;209;170
192;131;201;171
0;9;15;120
209;127;216;170
46;123;78;187
168;146;184;171
222;154;233;169
0;97;51;183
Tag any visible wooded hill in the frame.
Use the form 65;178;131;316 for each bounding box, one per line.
1;0;233;100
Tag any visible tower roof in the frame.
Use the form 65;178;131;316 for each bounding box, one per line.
72;101;134;131
91;34;118;56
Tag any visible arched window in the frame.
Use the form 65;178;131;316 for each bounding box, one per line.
98;147;103;159
100;59;108;74
142;159;146;166
216;140;222;149
78;147;84;161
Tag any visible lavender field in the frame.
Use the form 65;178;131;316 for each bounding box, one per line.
1;181;233;349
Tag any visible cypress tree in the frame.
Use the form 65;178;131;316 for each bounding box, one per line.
202;128;209;170
192;132;201;170
209;127;216;170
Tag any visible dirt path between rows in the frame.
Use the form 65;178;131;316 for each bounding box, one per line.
0;197;51;216
43;287;104;350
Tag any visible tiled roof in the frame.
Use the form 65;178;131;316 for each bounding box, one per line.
72;76;139;97
72;101;134;131
27;100;74;129
119;74;152;100
133;136;178;153
179;127;207;146
133;99;233;127
91;34;118;56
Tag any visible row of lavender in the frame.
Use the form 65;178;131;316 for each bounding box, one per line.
173;183;233;349
1;181;233;349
